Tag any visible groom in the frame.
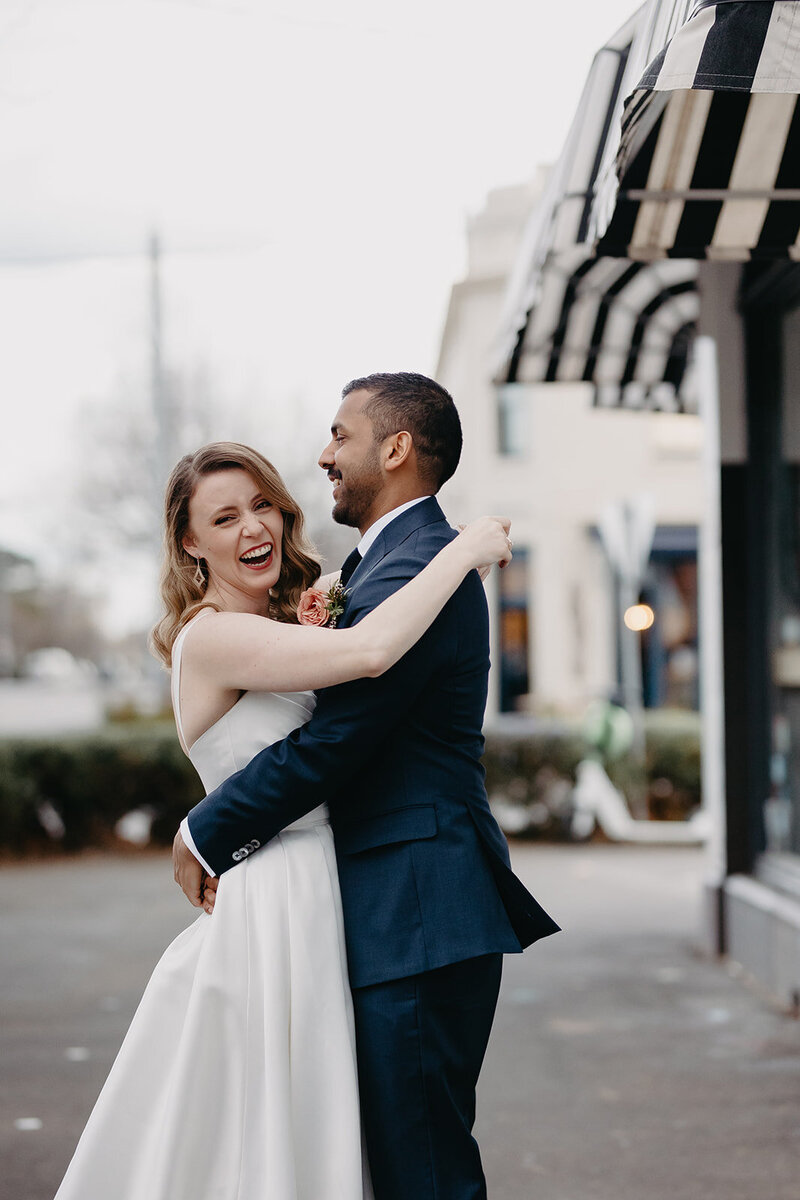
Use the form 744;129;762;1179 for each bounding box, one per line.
174;372;559;1198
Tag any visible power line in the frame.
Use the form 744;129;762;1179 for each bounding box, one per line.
0;239;272;268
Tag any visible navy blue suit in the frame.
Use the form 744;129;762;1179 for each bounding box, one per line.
186;497;559;1197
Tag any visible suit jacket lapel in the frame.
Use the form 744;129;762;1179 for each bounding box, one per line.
343;496;447;601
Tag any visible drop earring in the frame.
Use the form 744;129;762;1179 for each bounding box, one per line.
193;557;204;587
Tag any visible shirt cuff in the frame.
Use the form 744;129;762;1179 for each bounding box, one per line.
179;816;217;878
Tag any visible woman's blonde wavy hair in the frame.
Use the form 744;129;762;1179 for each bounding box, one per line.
150;442;320;667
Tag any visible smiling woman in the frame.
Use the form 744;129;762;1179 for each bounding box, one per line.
150;441;321;663
184;475;286;589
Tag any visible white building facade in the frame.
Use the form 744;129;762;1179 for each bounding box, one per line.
437;177;704;721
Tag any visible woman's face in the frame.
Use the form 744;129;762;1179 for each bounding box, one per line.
183;468;285;607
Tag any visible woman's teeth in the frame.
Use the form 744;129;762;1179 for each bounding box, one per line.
240;543;272;564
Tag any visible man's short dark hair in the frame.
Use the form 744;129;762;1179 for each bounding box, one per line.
342;372;462;491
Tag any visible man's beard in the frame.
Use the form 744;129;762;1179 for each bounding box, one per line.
331;451;383;528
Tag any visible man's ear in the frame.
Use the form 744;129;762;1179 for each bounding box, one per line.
383;430;413;473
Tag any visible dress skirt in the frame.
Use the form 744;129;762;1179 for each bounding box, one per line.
55;819;370;1200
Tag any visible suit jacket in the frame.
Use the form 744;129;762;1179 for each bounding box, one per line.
186;497;560;988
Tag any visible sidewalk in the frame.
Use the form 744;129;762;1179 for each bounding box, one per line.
1;845;798;1199
479;843;800;1199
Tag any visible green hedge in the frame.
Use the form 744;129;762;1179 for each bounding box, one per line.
0;723;203;854
484;709;701;836
0;710;702;854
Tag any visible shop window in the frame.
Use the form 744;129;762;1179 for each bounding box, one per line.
766;305;800;853
498;547;530;712
497;385;529;457
639;530;698;710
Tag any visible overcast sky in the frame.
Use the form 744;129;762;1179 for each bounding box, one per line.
0;0;639;631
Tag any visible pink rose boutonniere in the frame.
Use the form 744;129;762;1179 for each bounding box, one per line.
296;579;348;628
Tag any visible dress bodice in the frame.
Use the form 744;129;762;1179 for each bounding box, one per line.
171;612;325;830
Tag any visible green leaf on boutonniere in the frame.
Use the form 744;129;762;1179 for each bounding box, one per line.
325;580;348;628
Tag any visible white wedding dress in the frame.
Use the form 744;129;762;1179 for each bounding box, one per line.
55;615;371;1200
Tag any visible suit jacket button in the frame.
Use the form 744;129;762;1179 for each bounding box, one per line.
232;850;242;861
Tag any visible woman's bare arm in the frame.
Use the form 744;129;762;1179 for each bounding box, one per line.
182;517;511;695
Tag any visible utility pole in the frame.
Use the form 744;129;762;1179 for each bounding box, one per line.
149;231;172;510
147;232;177;694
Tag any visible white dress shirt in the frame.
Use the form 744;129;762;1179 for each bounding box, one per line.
355;495;431;558
180;494;433;876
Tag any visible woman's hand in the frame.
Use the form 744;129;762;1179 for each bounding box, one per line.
455;517;513;580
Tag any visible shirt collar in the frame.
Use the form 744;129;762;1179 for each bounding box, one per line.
357;496;432;559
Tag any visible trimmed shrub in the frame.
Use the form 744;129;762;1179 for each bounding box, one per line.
0;723;203;855
0;710;702;854
483;709;701;838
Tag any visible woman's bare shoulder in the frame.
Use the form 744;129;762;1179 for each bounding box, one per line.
178;610;277;660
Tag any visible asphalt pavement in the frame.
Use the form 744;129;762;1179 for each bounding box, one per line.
1;843;798;1200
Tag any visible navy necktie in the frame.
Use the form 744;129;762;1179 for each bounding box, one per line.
339;548;362;587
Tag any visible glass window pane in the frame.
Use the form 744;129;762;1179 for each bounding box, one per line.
498;547;530;713
497;385;529;457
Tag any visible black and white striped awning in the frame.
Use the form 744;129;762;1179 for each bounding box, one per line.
495;4;700;409
506;250;698;411
496;0;800;401
594;0;800;258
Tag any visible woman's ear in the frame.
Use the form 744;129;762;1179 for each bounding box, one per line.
182;534;198;556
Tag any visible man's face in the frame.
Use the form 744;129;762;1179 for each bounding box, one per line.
318;389;385;530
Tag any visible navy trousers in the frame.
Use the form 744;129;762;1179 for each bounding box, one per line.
352;954;503;1200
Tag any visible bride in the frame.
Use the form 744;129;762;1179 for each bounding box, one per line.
54;441;512;1200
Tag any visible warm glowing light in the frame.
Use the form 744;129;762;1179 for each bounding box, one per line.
624;604;655;632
